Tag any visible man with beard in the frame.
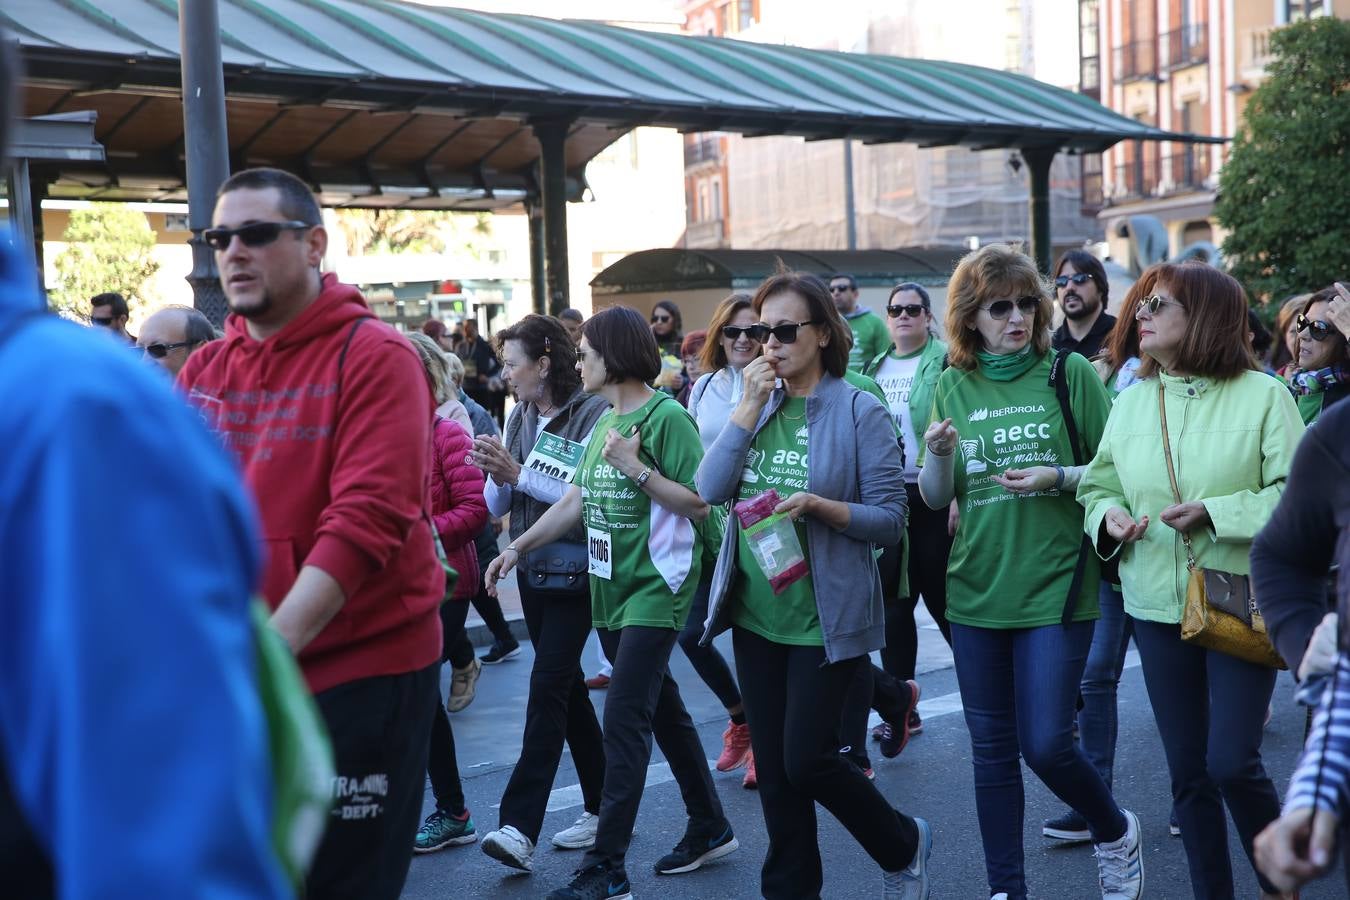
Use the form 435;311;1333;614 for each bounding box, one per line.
1051;250;1115;360
178;167;443;900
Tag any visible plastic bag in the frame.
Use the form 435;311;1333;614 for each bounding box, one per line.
734;489;809;595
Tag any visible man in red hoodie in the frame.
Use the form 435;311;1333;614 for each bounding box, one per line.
178;168;443;900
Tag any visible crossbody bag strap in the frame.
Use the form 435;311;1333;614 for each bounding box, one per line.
1049;349;1092;626
1157;382;1198;570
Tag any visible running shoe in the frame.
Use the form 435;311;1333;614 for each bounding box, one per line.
547;862;631;900
863;766;876;781
716;720;752;771
908;708;924;735
1042;809;1091;843
654;821;739;875
1095;809;1143;900
1169;810;1180;837
481;824;535;872
742;752;757;789
882;815;932;899
872;722;889;741
446;658;482;713
551;812;599;850
880;681;921;759
414;808;477;853
584;673;611;689
480;638;521;664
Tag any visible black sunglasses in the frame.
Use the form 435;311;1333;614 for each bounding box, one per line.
980;297;1040;320
89;316;116;327
1296;314;1334;342
651;314;672;323
203;220;314;251
143;340;198;359
886;303;927;319
828;284;853;293
720;325;761;342
1055;273;1094;289
749;320;821;344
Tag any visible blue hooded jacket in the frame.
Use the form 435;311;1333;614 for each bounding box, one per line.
0;230;288;898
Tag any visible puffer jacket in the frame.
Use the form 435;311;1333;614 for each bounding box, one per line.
431;417;488;600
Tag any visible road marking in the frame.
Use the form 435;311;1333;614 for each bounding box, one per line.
521;651;1143;813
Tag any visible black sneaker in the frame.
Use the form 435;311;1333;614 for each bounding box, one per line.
1042;809;1091;843
654;821;739;875
480;638;521;665
546;862;632;900
1169;810;1180;837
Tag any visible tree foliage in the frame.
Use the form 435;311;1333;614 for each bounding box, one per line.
336;209;494;257
50;204;160;317
1215;17;1350;303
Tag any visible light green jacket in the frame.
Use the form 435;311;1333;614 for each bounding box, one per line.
1077;371;1305;624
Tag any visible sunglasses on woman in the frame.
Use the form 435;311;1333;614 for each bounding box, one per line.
886;303;927;318
748;320;821;344
1135;294;1184;318
979;297;1040;320
1296;314;1335;342
1054;273;1094;289
203;220;315;251
720;325;761;342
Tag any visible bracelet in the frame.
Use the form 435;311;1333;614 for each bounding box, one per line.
504;545;520;556
1053;465;1065;491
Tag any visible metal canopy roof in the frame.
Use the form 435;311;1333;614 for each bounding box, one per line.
591;247;970;294
8;0;1219;208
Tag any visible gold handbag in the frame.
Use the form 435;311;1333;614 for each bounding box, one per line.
1158;384;1286;669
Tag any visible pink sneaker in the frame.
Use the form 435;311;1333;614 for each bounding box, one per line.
742;751;757;789
716;720;752;772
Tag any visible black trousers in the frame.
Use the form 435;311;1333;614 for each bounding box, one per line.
884;483;953;681
469;524;513;646
676;573;743;710
427;600;470;815
841;663;915;771
584;625;726;869
734;628;919;900
497;581;606;843
309;663;439;900
1132;618;1283;898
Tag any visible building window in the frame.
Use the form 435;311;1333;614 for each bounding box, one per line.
1284;0;1328;22
710;176;723;220
697;181;710;222
738;0;755;31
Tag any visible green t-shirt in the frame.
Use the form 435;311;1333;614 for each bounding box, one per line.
575;392;704;630
931;352;1111;629
845;308;890;373
730;397;823;645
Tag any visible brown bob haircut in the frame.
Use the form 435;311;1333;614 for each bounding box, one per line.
494;314;582;406
944;244;1053;370
1299;287;1350;367
698;292;757;372
751;270;852;378
1136;262;1258;380
1098;268;1156;371
581;306;662;385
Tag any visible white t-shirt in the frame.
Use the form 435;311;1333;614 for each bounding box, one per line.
873;352;922;482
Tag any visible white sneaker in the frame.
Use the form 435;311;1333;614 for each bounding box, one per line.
991;895;1010;900
551;811;600;850
481;825;535;872
1095;809;1143;900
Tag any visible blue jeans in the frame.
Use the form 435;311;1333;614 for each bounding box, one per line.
1078;583;1132;788
951;621;1127;900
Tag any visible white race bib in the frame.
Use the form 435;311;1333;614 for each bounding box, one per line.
522;431;586;483
587;527;613;580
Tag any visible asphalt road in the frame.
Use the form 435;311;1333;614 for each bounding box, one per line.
401;615;1345;899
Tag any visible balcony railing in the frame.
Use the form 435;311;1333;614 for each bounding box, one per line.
1240;26;1275;75
684;136;723;169
1109;145;1213;203
1112;39;1157;83
1161;23;1208;69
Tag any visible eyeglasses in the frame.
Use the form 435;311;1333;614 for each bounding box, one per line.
89;316;116;327
979;297;1040;320
748;320;821;344
143;341;198;359
886;303;927;319
203;220;314;251
1135;294;1184;318
829;284;853;294
650;314;672;324
1055;273;1094;289
1296;314;1335;342
720;325;761;342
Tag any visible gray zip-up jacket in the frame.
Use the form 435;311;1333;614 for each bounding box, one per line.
695;373;906;663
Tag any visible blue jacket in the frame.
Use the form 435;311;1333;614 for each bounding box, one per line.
0;231;288;897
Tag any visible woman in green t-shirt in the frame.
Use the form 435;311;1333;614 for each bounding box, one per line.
484;306;734;900
917;244;1141;900
696;271;930;900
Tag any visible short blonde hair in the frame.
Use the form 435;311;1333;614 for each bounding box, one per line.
406;332;451;403
441;350;465;388
944;244;1053;369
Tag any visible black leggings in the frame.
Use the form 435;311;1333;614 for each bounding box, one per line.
676;573;743;711
427;600;470;814
883;483;953;681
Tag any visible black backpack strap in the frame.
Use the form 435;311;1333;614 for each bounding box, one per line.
1049;348;1092;626
335;317;370;399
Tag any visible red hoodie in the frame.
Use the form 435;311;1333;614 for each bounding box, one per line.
179;275;443;694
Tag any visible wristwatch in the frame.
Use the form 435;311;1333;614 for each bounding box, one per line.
1053;465;1066;491
635;466;653;487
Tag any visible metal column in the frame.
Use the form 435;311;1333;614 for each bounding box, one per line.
526;198;547;316
843;139;857;251
179;0;231;326
533;120;570;317
1023;147;1056;276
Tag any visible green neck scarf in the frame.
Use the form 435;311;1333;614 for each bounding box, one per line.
976;346;1039;382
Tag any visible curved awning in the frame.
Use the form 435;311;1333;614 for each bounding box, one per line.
8;0;1220;207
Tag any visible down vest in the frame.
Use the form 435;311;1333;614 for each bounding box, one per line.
431;417;488;600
